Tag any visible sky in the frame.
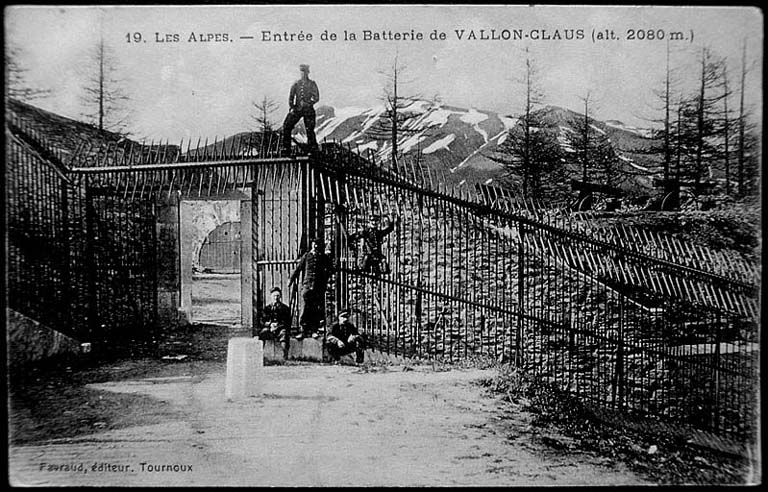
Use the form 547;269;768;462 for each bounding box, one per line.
5;5;763;142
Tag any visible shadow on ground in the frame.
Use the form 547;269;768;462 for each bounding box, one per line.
8;323;241;446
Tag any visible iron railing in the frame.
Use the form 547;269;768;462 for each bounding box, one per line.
5;110;760;441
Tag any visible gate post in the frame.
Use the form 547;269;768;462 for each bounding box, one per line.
61;176;71;335
84;176;98;341
515;223;525;368
240;198;253;329
179;199;195;323
251;188;262;337
615;295;626;407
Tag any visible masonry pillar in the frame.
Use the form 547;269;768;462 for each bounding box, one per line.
179;199;195;323
240;199;253;330
156;192;185;327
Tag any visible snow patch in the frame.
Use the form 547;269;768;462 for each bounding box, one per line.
400;100;432;114
460;108;489;125
315;106;370;140
356;141;378;152
590;124;606;135
557;132;576;153
500;116;518;130
619;154;650;171
419;107;458;128
361;106;385;132
461;108;489;142
342;130;362;143
400;132;428;153
605;120;652;137
423;134;456;154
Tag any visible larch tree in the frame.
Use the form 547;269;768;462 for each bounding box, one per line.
81;35;132;135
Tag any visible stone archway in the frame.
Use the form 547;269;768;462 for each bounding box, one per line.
178;194;253;328
199;221;242;273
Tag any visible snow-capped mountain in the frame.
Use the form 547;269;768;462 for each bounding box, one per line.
302;102;660;189
201;100;660;192
307;102;516;184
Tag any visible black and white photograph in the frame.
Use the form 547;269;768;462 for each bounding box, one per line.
5;4;762;486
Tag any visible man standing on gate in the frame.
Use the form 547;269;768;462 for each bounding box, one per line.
282;64;320;154
289;238;334;339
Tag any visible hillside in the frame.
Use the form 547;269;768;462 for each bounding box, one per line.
301;102;662;194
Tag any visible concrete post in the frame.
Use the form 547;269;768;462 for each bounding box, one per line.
225;337;263;400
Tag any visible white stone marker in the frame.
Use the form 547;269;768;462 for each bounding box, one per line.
225;337;263;401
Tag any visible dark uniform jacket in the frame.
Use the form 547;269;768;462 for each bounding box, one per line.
350;221;395;257
290;251;334;292
327;320;360;345
289;78;319;111
262;301;291;331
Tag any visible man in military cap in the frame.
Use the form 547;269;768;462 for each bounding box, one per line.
289;237;334;339
258;286;292;351
325;309;367;364
282;64;320;154
349;214;398;274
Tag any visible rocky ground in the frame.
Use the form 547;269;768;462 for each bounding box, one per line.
483;365;759;485
9;324;649;486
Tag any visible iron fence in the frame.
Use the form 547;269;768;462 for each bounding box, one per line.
6;120;160;351
5;113;759;441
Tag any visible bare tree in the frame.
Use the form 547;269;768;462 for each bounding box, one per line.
578;92;593;183
736;40;748;197
368;54;438;164
568;92;625;186
251;96;280;133
690;47;728;187
625;40;692;209
81;35;131;134
489;47;564;200
5;45;50;102
735;38;759;198
720;61;733;196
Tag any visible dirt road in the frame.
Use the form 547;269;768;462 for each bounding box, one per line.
9;362;647;486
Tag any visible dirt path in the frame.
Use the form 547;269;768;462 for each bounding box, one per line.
9;363;647;486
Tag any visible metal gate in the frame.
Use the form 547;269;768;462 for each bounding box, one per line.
199;221;241;273
85;181;158;348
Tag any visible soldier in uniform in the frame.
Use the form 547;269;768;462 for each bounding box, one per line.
258;287;292;352
349;215;397;274
289;238;334;339
282;64;320;154
325;309;366;364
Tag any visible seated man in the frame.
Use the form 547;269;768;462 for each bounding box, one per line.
258;287;292;350
325;310;366;364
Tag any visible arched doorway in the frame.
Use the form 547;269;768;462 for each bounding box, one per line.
199;221;241;273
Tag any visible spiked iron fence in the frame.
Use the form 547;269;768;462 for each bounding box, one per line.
5;114;759;441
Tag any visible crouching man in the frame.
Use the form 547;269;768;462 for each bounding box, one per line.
325;309;366;364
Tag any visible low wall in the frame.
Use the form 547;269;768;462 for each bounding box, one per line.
7;309;82;366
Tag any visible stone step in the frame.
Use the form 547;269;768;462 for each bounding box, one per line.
261;337;408;365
